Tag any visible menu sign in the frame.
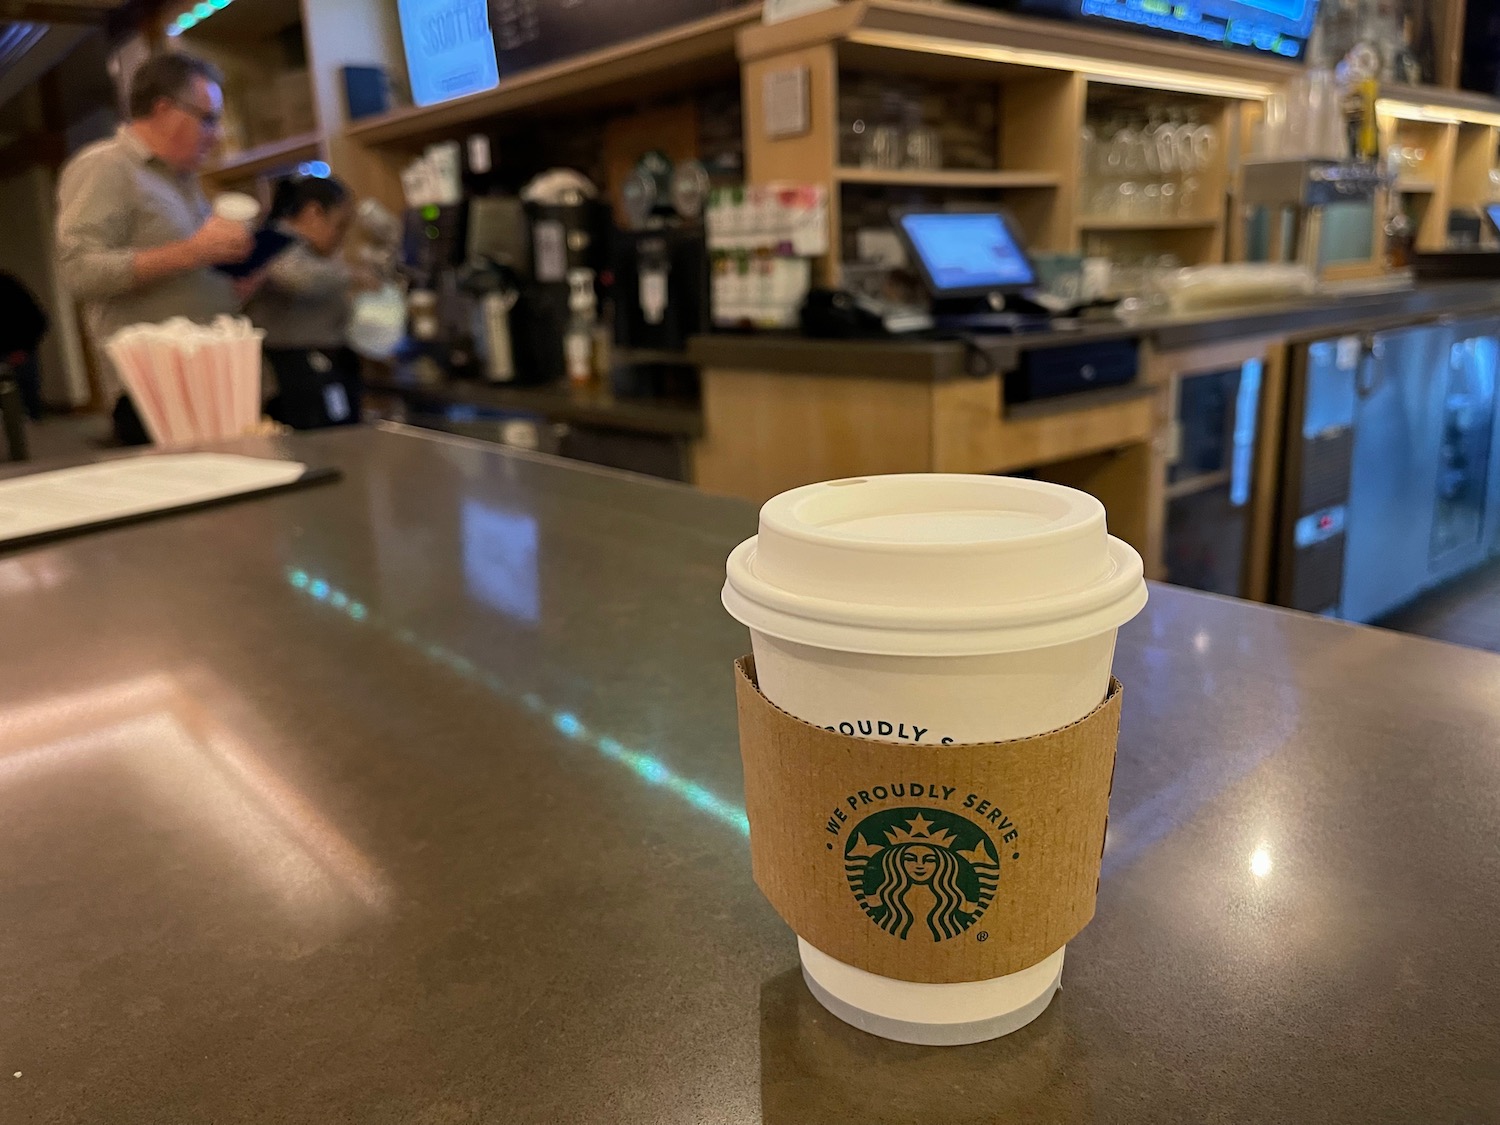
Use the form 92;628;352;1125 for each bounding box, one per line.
399;0;501;107
489;0;741;74
763;0;840;22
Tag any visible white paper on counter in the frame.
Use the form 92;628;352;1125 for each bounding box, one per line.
0;454;307;545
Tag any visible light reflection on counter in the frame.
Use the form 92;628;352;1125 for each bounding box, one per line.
286;566;751;837
1103;598;1302;879
1249;844;1273;879
0;671;390;915
462;500;541;625
0;553;69;596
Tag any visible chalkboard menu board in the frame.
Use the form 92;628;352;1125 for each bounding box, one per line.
489;0;742;75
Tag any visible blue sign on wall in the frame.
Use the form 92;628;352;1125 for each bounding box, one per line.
398;0;501;107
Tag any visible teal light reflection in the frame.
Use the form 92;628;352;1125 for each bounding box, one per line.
284;568;750;837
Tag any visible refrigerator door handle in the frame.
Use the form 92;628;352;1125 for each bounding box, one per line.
1356;334;1383;399
1229;358;1264;508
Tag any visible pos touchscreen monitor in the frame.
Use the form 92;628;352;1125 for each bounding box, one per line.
893;210;1038;299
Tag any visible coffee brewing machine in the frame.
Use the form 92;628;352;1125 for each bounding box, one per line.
612;153;712;353
400;163;610;386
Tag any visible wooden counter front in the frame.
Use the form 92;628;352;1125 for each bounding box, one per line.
690;342;1170;577
689;282;1500;594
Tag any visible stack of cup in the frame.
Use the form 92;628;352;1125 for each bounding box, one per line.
723;474;1147;1045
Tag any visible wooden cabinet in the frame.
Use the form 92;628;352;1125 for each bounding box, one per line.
740;9;1279;279
1379;102;1499;252
692;338;1170;576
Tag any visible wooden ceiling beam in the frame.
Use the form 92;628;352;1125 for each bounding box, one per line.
0;2;110;25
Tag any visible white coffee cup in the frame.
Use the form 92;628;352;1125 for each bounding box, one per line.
212;192;261;226
723;474;1147;1045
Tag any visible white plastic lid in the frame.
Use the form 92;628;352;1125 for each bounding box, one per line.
723;474;1147;656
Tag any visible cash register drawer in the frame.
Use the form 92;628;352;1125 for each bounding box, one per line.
1005;340;1138;405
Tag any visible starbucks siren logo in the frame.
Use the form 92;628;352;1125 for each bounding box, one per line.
843;807;999;942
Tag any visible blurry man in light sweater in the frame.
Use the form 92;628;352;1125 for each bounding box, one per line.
56;52;254;444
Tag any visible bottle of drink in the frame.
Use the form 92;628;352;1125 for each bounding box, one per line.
565;268;597;391
465;133;495;197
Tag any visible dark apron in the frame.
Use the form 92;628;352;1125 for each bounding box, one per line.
265;347;363;430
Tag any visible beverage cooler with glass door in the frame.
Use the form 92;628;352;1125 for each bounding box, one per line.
1162;357;1268;599
1274;320;1500;621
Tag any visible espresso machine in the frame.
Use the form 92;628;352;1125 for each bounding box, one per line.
519;173;612;385
401;202;474;378
402;178;609;386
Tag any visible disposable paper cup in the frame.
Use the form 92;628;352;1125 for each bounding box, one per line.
213;192;261;225
723;474;1147;1045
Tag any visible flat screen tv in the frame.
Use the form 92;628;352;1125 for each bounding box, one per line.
1000;0;1322;62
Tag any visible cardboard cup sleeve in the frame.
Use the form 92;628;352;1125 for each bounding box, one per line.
734;655;1123;985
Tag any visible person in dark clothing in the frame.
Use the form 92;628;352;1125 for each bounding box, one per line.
0;271;50;419
245;175;362;429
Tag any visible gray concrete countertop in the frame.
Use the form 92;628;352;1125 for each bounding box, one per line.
691;278;1500;378
3;425;1498;1122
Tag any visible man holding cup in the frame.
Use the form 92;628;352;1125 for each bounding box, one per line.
56;52;255;444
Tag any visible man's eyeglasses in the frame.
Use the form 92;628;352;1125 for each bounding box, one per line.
173;99;222;130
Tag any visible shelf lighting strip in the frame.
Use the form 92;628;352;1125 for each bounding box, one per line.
846;28;1280;100
1376;98;1500;129
166;0;233;37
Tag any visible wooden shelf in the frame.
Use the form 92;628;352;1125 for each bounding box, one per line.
1005;383;1158;423
1378;83;1500;126
203;132;323;182
1077;216;1222;231
613;347;696;367
345;4;760;149
1397;179;1438;194
1166;468;1233;502
743;0;1296;94
835;167;1060;189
